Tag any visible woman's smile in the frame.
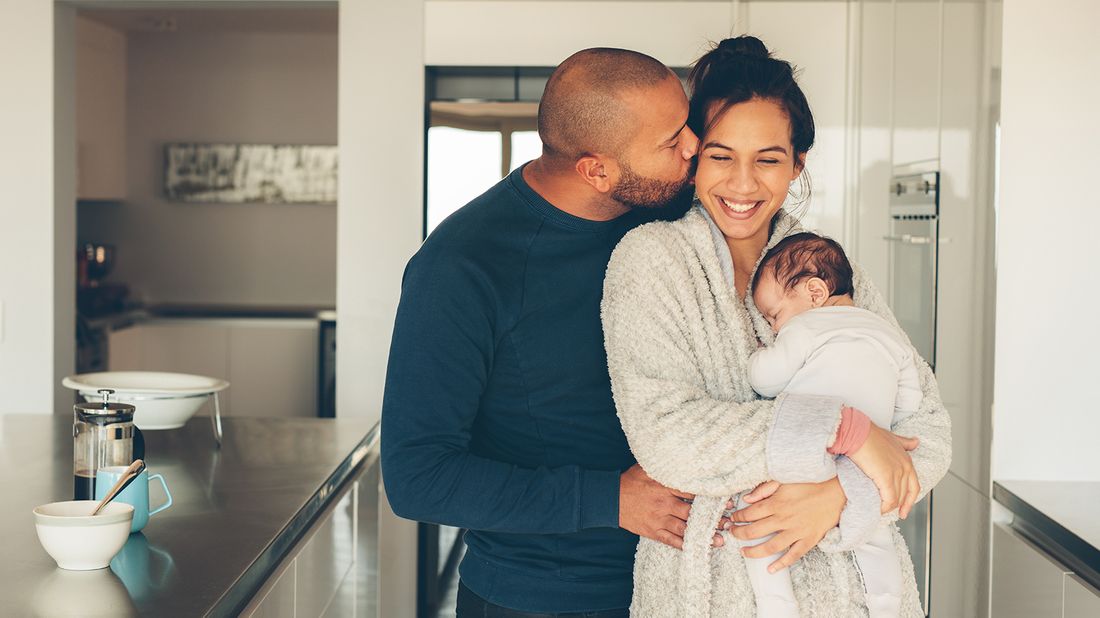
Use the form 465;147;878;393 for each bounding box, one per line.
715;195;765;219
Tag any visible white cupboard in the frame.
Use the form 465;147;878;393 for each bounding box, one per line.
1065;574;1100;618
244;481;358;617
891;0;942;167
991;523;1070;618
929;471;989;617
107;318;318;417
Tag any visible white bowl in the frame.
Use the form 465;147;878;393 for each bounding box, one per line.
63;371;229;430
34;500;134;570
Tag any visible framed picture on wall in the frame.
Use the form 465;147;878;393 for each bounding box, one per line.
164;143;337;204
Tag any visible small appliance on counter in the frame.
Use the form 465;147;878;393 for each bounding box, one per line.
73;389;144;501
76;243;131;317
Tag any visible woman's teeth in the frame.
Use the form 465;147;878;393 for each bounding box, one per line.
718;197;760;213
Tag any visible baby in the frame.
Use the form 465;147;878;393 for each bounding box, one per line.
741;232;922;618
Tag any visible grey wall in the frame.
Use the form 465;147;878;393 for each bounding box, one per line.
79;30;337;307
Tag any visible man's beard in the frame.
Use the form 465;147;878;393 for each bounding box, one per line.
611;160;695;213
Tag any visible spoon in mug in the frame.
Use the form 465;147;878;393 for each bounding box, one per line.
92;459;145;516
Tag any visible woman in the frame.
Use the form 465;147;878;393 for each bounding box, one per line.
602;37;951;616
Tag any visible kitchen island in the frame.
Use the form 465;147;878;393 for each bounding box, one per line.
992;480;1100;616
0;412;379;617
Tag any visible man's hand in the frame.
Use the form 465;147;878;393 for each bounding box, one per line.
619;464;730;550
729;477;846;572
848;424;921;518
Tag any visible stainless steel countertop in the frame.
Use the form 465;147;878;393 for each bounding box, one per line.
0;413;378;617
83;304;337;332
994;480;1100;590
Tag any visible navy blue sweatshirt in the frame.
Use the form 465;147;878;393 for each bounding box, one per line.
380;166;685;612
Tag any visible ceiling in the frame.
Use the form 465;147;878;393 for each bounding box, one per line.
78;7;338;35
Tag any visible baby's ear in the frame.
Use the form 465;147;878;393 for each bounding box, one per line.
805;277;830;306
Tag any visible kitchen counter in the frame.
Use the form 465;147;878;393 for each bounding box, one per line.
0;412;377;617
82;303;336;331
994;480;1100;590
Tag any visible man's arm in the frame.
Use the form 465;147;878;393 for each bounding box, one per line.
380;250;624;534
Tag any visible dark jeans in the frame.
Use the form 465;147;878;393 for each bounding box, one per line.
455;582;630;618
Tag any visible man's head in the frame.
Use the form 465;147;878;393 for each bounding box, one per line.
537;48;699;210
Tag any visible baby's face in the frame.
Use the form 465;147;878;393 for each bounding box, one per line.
753;273;817;334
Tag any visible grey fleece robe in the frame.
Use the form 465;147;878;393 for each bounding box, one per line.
601;206;952;617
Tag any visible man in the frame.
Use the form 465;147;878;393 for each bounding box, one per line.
381;48;716;616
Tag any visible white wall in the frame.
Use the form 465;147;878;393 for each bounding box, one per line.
0;2;76;415
425;1;733;67
338;1;424;616
992;0;1100;481
79;29;338;307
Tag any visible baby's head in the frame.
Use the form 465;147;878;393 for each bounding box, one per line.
751;232;854;333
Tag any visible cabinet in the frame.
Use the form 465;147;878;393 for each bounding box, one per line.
929;471;989;617
75;16;126;201
891;0;942;166
1065;574;1100;618
991;523;1070;618
245;480;358;617
245;452;381;618
107;318;318;417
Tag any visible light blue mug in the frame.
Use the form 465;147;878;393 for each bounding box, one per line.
95;466;173;533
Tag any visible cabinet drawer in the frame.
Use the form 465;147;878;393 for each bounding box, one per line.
296;483;357;617
1065;574;1100;618
991;523;1070;618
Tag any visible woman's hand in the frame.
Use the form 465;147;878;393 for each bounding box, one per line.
728;478;846;573
848;424;921;518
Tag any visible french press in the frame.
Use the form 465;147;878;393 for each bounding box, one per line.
73;388;145;500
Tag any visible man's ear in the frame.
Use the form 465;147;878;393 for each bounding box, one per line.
576;155;617;193
805;277;830;307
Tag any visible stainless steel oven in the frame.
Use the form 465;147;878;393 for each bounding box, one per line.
885;171;939;613
886;171;939;369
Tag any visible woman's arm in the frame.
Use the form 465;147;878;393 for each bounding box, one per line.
602;228;845;497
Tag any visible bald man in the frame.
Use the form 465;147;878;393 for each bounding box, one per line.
381;49;705;616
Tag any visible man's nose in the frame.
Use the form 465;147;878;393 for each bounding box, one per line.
682;127;700;159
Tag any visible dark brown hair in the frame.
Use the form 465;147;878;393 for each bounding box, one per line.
688;36;816;201
752;232;854;298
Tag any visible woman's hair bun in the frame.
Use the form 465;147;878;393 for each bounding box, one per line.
715;36;771;60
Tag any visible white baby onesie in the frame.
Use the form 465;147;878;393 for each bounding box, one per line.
742;306;922;618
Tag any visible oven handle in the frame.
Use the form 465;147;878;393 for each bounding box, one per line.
883;234;934;245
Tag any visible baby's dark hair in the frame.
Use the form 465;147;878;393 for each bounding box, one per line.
752;232;854;297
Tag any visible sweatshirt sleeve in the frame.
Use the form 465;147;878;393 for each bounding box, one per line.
748;323;815;397
601;227;844;497
380;249;620;534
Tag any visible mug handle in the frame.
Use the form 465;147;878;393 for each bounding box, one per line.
148;473;174;516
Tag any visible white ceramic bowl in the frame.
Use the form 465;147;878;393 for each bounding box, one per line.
34;500;134;570
62;371;230;430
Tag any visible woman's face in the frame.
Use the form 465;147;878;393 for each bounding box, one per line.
694;98;804;244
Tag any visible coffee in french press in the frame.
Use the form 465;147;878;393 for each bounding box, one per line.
73;389;144;500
